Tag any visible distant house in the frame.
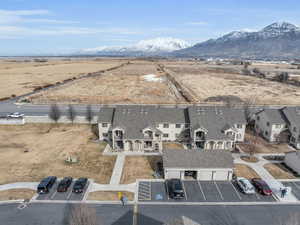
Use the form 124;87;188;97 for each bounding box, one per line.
285;151;300;174
97;105;246;153
253;107;300;149
163;149;234;181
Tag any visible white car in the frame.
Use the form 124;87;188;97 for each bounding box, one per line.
7;112;24;118
236;177;256;194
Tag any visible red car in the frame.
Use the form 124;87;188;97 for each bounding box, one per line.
251;178;272;195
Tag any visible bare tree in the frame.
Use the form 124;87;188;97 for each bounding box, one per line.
67;105;76;123
68;204;97;225
276;72;289;83
85;105;94;123
242;96;258;124
49;104;61;123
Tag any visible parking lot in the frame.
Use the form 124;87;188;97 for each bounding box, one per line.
36;179;90;201
138;181;275;203
283;181;300;200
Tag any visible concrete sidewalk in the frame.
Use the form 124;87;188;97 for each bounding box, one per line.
110;155;125;185
0;182;39;191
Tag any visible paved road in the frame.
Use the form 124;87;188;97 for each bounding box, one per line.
1;202;300;225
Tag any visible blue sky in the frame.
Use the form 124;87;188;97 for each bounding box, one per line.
0;0;300;55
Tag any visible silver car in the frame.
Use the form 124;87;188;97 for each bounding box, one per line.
237;177;256;194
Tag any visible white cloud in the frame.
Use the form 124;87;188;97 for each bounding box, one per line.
241;28;257;32
23;19;79;24
185;21;208;26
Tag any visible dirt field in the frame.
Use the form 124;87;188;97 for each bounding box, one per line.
0;58;123;99
121;156;162;184
163;142;184;150
0;189;36;201
234;164;260;179
264;163;297;179
164;61;300;105
0;124;116;184
238;133;295;154
28;60;182;104
87;191;134;201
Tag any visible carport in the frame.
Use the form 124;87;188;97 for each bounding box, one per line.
163;149;234;181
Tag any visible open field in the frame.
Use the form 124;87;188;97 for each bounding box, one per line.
121;156;162;184
163;142;184;150
0;189;36;201
87;191;134;201
0;124;116;184
234;164;261;179
264;163;297;179
0;58;124;99
28;60;182;104
238;133;295;154
163;61;300;105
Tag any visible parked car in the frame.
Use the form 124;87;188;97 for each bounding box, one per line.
7;112;24;118
251;178;272;195
166;179;185;199
236;177;255;194
72;178;88;193
57;177;73;192
37;176;57;194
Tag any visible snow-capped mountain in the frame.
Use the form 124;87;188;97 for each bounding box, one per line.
79;37;190;56
174;22;300;60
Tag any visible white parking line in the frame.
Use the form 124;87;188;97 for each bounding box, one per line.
214;182;224;200
255;193;261;200
149;182;152;200
197;181;206;201
165;182;170;200
66;187;73;200
50;190;57;200
230;182;242;200
182;182;188;201
292;182;300;190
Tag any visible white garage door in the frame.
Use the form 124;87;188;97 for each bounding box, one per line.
165;170;181;179
197;171;213;180
214;171;230;180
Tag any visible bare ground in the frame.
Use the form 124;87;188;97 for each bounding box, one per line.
234;164;261;179
120;156;162;184
163;142;184;150
0;124;116;184
264;163;297;179
0;189;36;201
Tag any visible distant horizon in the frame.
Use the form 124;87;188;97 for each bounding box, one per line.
1;0;300;55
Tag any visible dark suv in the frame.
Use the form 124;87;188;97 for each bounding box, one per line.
37;176;57;194
72;178;88;193
57;177;73;192
166;179;185;199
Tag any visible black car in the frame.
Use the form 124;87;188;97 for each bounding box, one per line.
72;178;88;193
166;179;185;199
37;176;57;194
57;177;73;192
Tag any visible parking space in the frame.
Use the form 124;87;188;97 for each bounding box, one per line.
282;181;300;200
138;180;276;203
36;179;90;201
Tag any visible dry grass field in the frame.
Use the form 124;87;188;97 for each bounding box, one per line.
264;163;297;179
0;58;123;99
0;124;116;184
163;61;300;105
87;191;134;201
28;60;181;104
234;164;261;179
0;189;36;201
120;156;162;184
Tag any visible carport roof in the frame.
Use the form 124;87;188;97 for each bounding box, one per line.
163;149;234;169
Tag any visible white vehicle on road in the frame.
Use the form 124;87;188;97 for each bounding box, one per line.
7;112;24;118
236;177;256;194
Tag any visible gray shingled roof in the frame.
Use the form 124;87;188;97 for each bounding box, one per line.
112;105;188;139
163;149;234;169
188;106;246;140
98;107;115;123
257;109;286;124
281;107;300;127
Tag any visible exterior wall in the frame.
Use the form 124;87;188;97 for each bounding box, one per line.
254;112;274;141
285;153;300;174
234;124;246;142
157;123;188;141
98;122;111;141
269;124;286;142
289;124;300;149
164;168;233;181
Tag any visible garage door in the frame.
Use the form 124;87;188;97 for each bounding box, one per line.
198;171;212;180
214;171;230;180
165;170;181;179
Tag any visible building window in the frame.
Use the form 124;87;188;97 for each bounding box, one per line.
176;124;181;128
266;122;270;126
185;124;189;128
265;131;268;136
103;133;108;137
275;124;281;129
257;116;260;121
236;124;242;129
102;123;108;127
294;127;297;132
163;123;169;128
163;133;169;138
237;134;242;139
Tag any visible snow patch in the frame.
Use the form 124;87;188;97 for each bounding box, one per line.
143;74;163;82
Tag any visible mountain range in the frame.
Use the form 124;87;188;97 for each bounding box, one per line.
78;22;300;60
173;22;300;60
